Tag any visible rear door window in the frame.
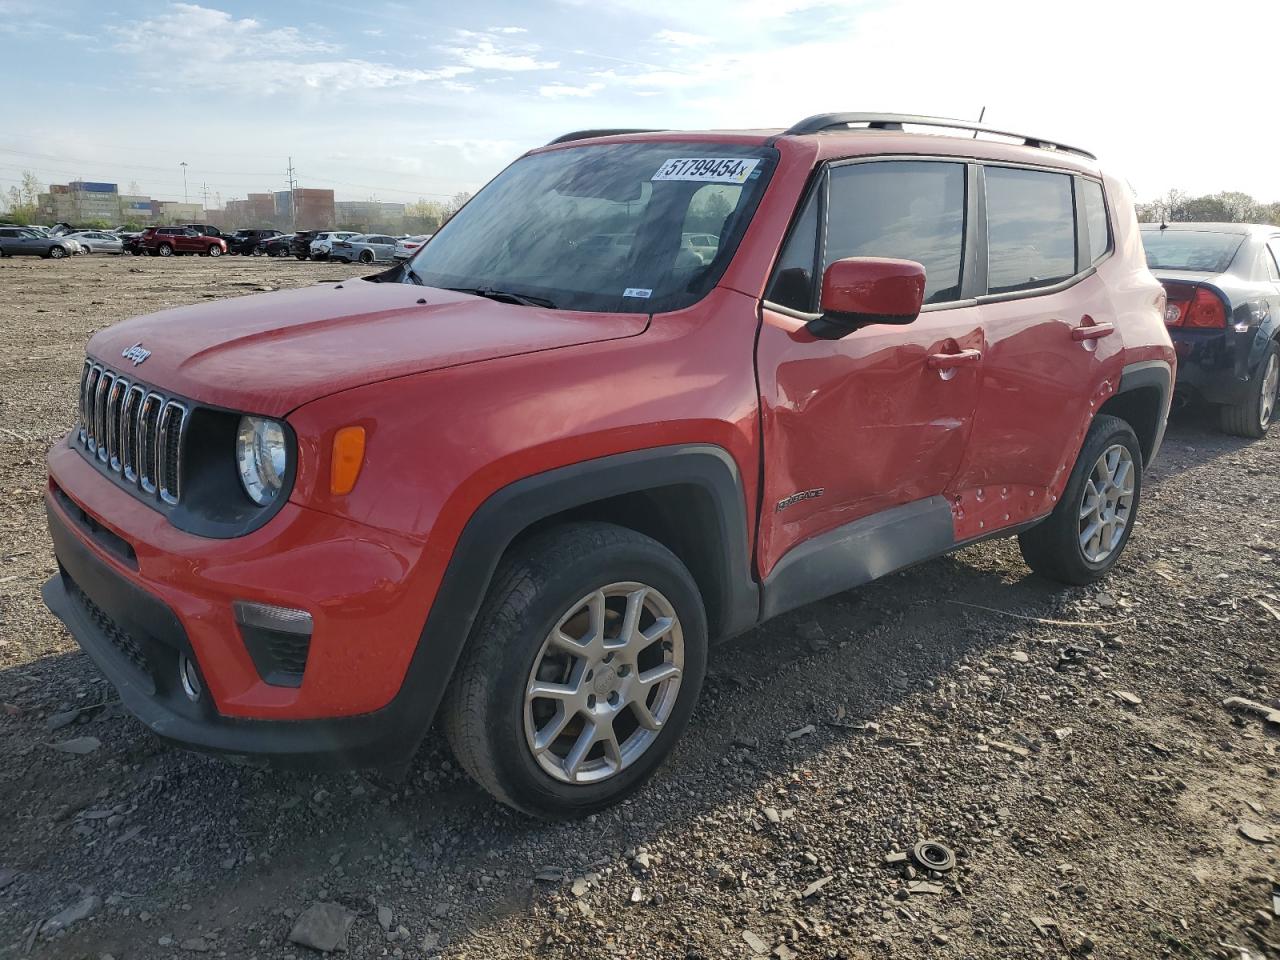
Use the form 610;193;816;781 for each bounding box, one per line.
985;167;1077;294
825;160;967;305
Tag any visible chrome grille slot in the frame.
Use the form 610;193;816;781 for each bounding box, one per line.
137;393;163;495
105;377;128;470
157;401;188;505
83;365;101;453
120;385;144;481
94;371;115;463
78;360;92;442
75;360;191;507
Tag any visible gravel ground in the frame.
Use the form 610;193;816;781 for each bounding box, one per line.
1;255;1279;960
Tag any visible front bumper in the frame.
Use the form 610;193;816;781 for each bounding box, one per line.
42;440;447;768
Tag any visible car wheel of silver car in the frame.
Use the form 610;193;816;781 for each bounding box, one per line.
359;250;374;264
48;245;67;259
1221;341;1279;439
442;521;707;819
1018;414;1143;585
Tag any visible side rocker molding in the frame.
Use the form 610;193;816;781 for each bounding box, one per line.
383;444;760;761
759;496;955;622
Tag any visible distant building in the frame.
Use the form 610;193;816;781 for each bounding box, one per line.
39;181;122;224
119;195;156;224
293;188;335;231
153;201;205;224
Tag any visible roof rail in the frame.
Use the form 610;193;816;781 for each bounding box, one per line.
782;113;1096;160
546;128;663;146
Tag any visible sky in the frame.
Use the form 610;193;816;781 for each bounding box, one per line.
1;0;1277;209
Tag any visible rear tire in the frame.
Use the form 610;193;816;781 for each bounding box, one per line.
442;522;707;819
48;245;67;259
1220;341;1278;439
295;254;308;261
1018;414;1142;585
359;250;374;264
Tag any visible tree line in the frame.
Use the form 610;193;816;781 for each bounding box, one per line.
1135;190;1280;225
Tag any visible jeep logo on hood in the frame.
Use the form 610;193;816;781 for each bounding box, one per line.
121;343;151;366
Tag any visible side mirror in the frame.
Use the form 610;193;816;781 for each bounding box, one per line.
810;257;926;339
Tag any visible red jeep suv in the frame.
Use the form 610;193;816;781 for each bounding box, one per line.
140;226;227;258
43;114;1174;817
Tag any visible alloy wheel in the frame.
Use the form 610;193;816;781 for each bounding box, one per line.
1078;443;1135;564
523;582;684;785
1259;353;1279;430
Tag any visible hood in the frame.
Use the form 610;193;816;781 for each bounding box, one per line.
87;279;648;416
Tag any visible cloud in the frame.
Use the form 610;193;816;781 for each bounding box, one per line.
490;25;527;34
538;81;605;99
447;30;559;72
110;3;337;59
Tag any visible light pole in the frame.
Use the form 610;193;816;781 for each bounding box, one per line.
180;162;189;205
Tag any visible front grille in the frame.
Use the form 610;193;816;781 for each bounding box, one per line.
67;579;151;680
77;360;189;504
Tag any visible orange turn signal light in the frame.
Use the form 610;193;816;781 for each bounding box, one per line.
330;426;366;495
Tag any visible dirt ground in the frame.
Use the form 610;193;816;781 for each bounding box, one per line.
1;254;1279;960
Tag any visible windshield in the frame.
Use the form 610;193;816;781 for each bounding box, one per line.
407;142;776;313
1141;230;1244;272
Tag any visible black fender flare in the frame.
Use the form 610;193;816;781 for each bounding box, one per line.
1112;359;1173;465
380;444;759;762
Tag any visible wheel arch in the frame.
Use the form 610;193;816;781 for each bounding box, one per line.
1097;360;1172;466
373;444;760;765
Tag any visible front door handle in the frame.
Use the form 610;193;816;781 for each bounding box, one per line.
1071;318;1115;341
926;348;982;370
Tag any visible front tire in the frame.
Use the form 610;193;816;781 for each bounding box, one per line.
157;243;173;257
1220;341;1279;439
442;522;707;819
1018;414;1142;585
208;245;222;258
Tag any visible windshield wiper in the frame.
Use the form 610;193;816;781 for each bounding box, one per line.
446;287;558;309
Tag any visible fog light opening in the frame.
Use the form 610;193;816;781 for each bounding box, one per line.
179;653;203;702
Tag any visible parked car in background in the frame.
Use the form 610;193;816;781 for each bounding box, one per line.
227;229;282;256
393;234;432;260
309;231;359;261
257;234;294;257
121;232;145;256
67;231;124;255
44;115;1174;817
1140;222;1280;437
329;234;397;264
290;230;318;260
0;226;76;258
140;226;227;258
682;232;720;263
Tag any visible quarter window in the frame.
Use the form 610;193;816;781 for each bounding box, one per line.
985;167;1077;295
1078;179;1110;264
825;161;966;305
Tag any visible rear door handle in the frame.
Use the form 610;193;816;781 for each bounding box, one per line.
926;348;982;370
1071;320;1115;341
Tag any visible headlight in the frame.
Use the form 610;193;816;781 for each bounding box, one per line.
236;416;287;506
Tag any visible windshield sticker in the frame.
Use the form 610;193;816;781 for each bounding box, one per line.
623;288;653;299
652;158;760;184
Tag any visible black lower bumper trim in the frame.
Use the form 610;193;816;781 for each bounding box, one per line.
42;498;419;770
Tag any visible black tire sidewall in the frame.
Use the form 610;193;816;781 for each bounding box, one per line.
480;538;707;817
1253;342;1278;433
